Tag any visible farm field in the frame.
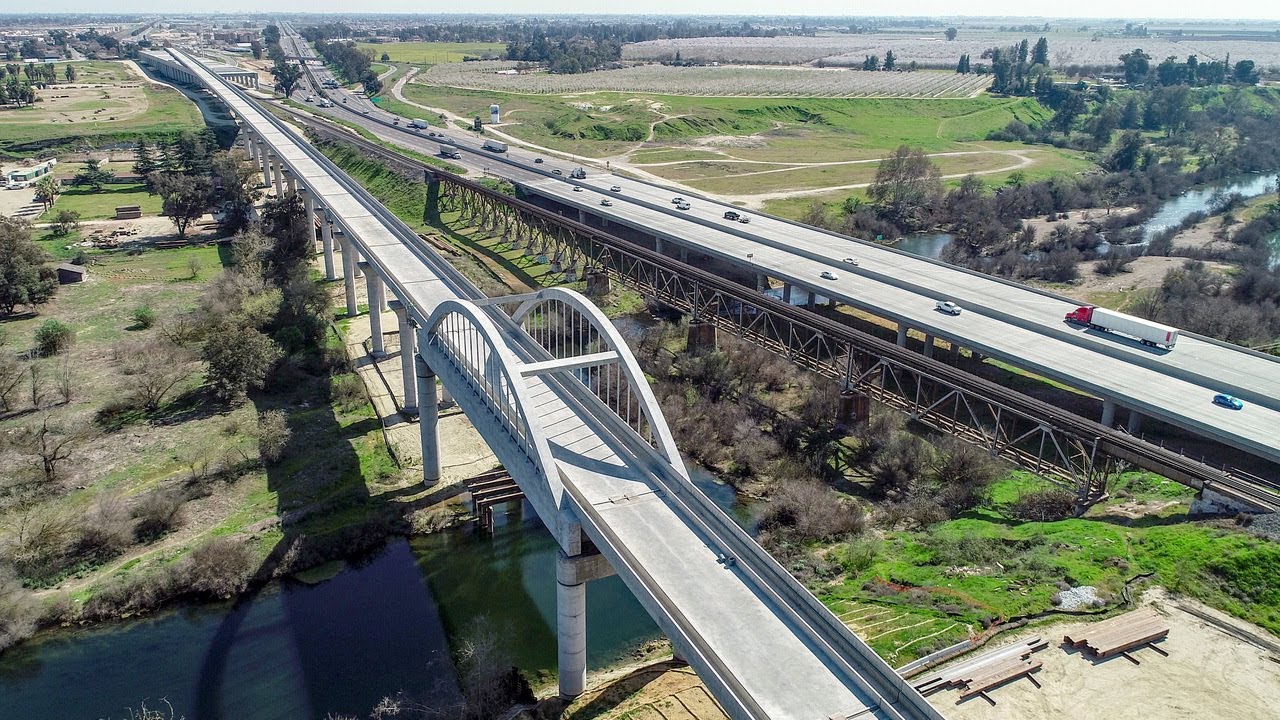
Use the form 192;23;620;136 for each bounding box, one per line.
0;61;204;156
622;31;1280;70
418;60;993;98
354;40;507;65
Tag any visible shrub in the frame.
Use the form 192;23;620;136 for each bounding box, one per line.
840;538;880;575
758;480;864;543
1005;487;1077;522
869;432;932;499
74;494;133;562
330;373;365;411
256;409;291;464
131;305;157;329
932;437;1002;516
0;565;38;652
182;537;256;598
132;489;185;543
34;319;74;356
1;508;78;583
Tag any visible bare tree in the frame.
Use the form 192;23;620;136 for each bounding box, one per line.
119;339;196;411
11;414;92;485
55;354;73;404
0;354;22;411
27;361;43;409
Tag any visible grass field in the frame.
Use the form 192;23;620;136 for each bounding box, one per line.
36;183;161;222
355;41;507;65
815;473;1278;665
0;61;204;156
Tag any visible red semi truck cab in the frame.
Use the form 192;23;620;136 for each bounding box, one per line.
1064;306;1094;324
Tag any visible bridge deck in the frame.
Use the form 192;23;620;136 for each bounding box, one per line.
524;178;1280;467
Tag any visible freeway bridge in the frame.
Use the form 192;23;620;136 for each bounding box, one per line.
168;47;944;720
275;27;1280;486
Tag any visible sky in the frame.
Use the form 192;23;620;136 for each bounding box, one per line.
9;2;1280;20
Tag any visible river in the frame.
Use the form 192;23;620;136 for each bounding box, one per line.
0;464;757;720
894;172;1280;260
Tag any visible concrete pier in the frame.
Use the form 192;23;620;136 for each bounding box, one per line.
415;354;440;485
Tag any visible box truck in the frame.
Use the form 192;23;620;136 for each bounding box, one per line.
409;118;430;129
482;139;507;153
1064;306;1179;348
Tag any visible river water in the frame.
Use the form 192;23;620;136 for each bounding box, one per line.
895;172;1280;260
0;465;757;720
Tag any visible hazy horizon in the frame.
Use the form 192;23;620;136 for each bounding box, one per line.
6;2;1280;22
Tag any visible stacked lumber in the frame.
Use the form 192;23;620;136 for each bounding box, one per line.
914;637;1047;704
115;205;142;219
1063;609;1169;661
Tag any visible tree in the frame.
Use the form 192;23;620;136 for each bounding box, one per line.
34;319;74;356
151;172;213;240
1107;131;1146;171
1120;48;1151;85
119;338;195;410
71;158;115;192
0;219;57;316
210;150;262;233
380;52;390;62
50;210;80;237
360;70;383;98
63;64;75;82
956;54;970;74
1051;91;1087;133
201;324;282;403
12;415;91;484
271;61;302;98
1119;96;1142;128
867;145;942;231
883;50;896;71
250;40;263;60
33;175;59;212
861;55;879;71
1031;37;1049;67
1233;59;1259;85
945;27;958;41
132;139;158;183
260;193;313;287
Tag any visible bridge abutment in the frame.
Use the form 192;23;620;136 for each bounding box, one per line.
687;321;717;353
415;354;440;485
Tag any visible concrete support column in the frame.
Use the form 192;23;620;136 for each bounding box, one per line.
655;237;665;255
806;291;816;311
390;300;418;417
782;283;792;304
1126;409;1143;435
415;354;440;485
578;209;586;224
756;274;768;292
1101;398;1117;427
923;334;935;358
679;247;688;263
557;555;587;699
284;168;297;194
896;324;908;347
363;266;386;357
340;236;358;316
353;247;364;278
300;188;317;249
270;155;284;197
320;215;336;280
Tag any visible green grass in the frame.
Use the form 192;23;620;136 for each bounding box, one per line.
814;474;1280;665
0;61;204;156
355;41;507;65
37;183;162;222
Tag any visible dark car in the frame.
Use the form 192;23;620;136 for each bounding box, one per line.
1212;393;1244;410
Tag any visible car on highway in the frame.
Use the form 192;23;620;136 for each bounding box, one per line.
600;198;613;206
671;197;685;204
427;131;436;136
737;216;750;224
610;185;621;192
723;211;741;221
392;118;399;124
552;169;563;175
534;157;544;163
820;271;838;281
572;186;583;192
342;98;347;103
362;109;370;114
842;257;859;266
936;300;962;315
676;202;691;210
305;95;315;102
1213;393;1244;410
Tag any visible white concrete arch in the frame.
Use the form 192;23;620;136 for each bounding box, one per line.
418;298;568;539
509;287;686;476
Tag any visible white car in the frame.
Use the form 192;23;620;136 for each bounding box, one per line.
572;186;583;192
305;95;315;102
842;257;859;266
610;185;621;192
671;196;684;204
936;300;962;315
600;198;613;206
820;271;838;281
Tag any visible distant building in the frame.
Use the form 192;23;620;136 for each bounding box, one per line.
3;159;57;186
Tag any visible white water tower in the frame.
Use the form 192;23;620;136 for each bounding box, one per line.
490;104;500;124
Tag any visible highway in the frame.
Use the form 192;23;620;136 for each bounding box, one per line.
278;29;1280;474
175;44;943;720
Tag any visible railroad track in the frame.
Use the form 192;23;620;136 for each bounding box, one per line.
285;102;1280;515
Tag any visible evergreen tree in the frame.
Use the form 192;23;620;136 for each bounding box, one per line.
1031;37;1049;67
883;50;896;71
132;139;157;180
956;54;970;74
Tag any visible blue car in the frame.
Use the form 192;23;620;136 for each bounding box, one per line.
1212;393;1244;410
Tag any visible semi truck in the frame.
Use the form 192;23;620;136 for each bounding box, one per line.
570;167;587;179
482;139;507;153
439;145;461;159
409;118;430;129
1064;305;1179;348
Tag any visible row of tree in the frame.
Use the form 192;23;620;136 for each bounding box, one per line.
1120;49;1260;86
505;36;621;74
311;39;381;96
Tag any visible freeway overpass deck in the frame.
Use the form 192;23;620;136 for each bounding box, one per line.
172;45;942;720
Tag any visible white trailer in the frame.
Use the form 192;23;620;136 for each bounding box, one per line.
439;145;460;159
409;118;429;129
482;139;507;153
1067;305;1179;348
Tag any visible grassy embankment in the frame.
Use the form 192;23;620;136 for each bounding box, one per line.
36;182;162;222
0;61;204;158
812;471;1279;666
